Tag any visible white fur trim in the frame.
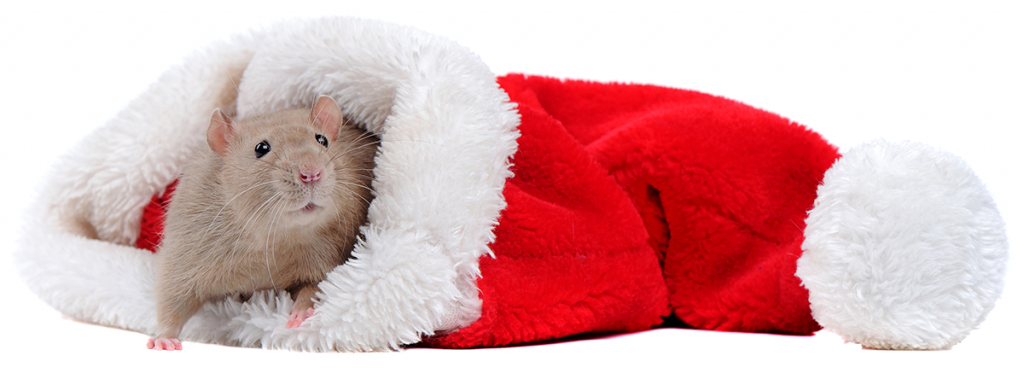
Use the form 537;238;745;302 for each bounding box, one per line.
15;17;519;352
797;140;1008;350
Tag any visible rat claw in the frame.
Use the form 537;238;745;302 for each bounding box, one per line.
287;307;314;329
148;337;182;351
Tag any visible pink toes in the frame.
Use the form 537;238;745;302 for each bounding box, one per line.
147;337;182;350
286;307;314;328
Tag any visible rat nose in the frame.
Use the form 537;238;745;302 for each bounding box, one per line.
300;168;321;184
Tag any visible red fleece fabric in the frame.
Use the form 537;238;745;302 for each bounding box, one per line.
136;181;175;253
138;74;841;347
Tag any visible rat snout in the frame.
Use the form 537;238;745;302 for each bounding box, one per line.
299;164;322;184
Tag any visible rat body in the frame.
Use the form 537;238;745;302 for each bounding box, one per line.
148;96;378;350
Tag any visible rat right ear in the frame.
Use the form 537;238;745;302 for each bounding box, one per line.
310;95;342;141
207;108;234;157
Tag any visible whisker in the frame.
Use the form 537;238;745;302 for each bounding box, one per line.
325;134;379;166
269;199;286;275
201;180;279;242
326;149;377;166
333;180;375;194
331;182;373;206
227;192;281;265
264;199;286;292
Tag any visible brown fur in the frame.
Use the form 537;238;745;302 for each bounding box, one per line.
153;98;378;342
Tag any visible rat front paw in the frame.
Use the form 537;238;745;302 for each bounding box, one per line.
147;337;182;351
286;307;315;328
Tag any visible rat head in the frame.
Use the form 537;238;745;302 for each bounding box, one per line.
207;96;352;229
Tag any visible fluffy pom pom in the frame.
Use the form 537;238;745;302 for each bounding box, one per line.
796;140;1008;350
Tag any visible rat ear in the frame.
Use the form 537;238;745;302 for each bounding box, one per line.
310;95;342;141
207;108;234;157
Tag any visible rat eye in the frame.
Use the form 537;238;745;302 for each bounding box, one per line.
255;140;271;158
315;134;329;148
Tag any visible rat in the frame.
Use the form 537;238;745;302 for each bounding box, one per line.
147;96;378;350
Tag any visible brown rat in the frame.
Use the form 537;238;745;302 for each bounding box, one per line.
147;96;378;350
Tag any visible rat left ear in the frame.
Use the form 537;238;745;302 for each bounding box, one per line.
207;108;234;157
310;95;342;141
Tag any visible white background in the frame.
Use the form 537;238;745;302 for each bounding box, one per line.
1;1;1021;377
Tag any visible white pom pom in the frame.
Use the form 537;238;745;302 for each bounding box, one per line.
797;140;1008;350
